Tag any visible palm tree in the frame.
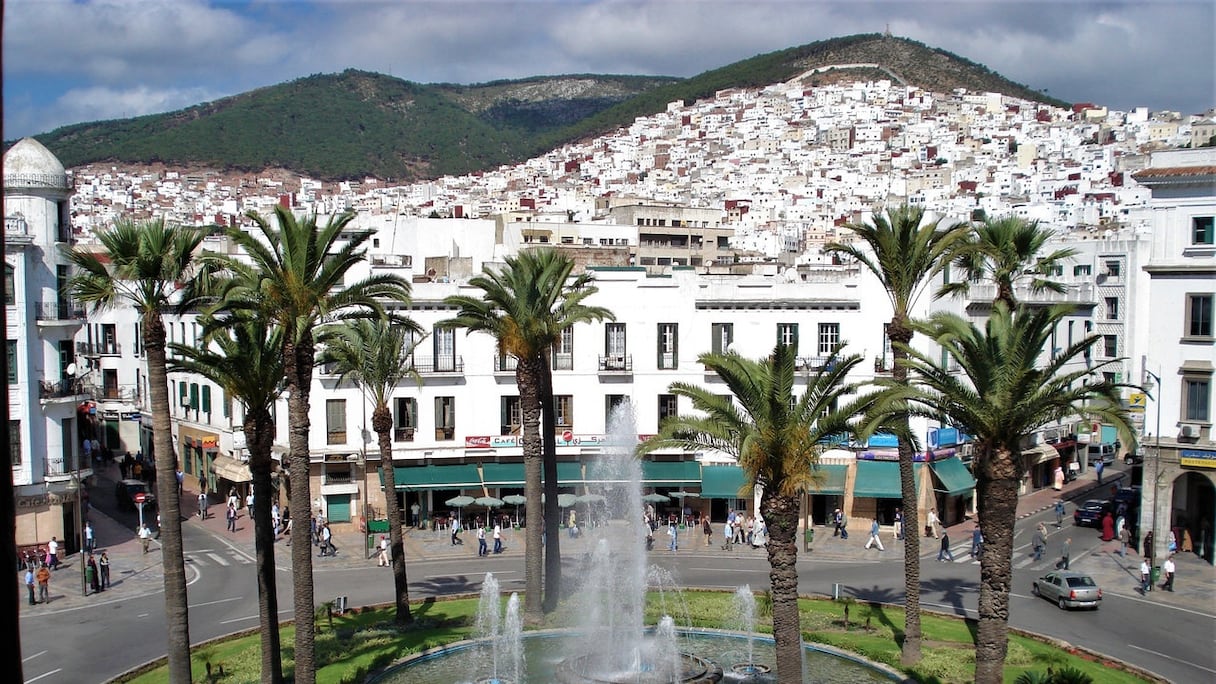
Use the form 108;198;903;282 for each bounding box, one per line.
894;303;1134;683
206;206;409;684
441;248;613;620
823;204;970;664
65;218;206;683
642;343;876;681
316;317;424;625
169;315;286;683
938;215;1077;308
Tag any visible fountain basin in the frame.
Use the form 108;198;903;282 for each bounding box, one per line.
370;629;903;684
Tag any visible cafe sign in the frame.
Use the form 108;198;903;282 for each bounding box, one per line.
1180;449;1216;469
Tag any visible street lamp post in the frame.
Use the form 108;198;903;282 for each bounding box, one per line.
1144;368;1162;562
65;474;86;597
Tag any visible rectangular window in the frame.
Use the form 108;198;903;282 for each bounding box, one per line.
1103;335;1117;357
1183;378;1211;422
1193;216;1214;245
554;395;573;428
180;381;189;407
9;420;20;466
1104;261;1121;277
326;399;347;445
201;385;211;414
711;322;734;354
435;396;455;440
58;340;73;380
658;394;678;427
394;397;417;441
1105;297;1119;321
605;323;627;355
501;396;522;435
553;326;574;371
818;322;841;355
605;394;628;425
5;264;14;305
222;389;231;419
6;339;16;384
1186;293;1213;338
1073;264;1092;277
134;323;142;356
433;327;456;372
657;323;678;369
777;323;799;351
1103;371;1117;384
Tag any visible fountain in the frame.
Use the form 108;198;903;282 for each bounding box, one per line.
372;402;899;683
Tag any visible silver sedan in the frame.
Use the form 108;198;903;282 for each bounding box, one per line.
1033;571;1103;610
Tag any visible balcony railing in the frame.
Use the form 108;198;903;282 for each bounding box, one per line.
796;356;832;371
598;354;633;372
85;383;139;402
34;300;85;322
412;356;463;374
77;341;122;356
393;427;415;442
39;379;84;400
494;355;518;373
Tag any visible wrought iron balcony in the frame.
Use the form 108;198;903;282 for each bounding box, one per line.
34;300;85;322
598;354;633;372
39;379;84;400
77;341;122;356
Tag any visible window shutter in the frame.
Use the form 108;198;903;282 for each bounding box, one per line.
201;386;211;413
672;323;679;366
180;382;188;407
656;323;663;368
189;383;199;410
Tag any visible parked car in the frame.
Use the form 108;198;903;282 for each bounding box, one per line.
115;478;156;511
1114;486;1142;508
1086;443;1117;466
1073;499;1107;527
1033;571;1102;610
1124;451;1144;465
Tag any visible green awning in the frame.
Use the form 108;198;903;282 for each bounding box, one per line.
389;464;482;490
481;463;523;486
642;460;701;485
808;464;848;495
852;460;921;499
701;466;751;499
557;461;584;483
930;456;976;496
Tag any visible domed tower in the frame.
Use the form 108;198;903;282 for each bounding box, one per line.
4;137;90;551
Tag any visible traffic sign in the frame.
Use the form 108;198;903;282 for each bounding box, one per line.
134;493;147;504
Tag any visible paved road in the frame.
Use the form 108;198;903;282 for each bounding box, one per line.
17;463;1215;683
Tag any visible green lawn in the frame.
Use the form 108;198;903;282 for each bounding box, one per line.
118;592;1154;684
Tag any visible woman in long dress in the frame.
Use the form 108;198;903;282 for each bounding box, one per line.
1101;512;1115;542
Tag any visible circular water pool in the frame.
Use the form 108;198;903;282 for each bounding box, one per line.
371;630;902;684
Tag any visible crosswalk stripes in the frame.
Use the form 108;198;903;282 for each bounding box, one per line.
186;548;254;568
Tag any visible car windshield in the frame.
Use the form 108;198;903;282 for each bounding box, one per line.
1065;576;1096;588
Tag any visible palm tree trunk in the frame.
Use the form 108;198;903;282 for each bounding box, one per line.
247;410;283;684
540;361;562;613
374;405;412;624
889;317;922;665
144;311;193;683
974;449;1020;684
518;358;545;623
285;339;318;684
760;491;803;681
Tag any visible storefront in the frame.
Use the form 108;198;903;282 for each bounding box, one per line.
928;454;977;526
178;427;219;495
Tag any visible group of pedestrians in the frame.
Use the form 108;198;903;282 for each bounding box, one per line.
476;524;504;556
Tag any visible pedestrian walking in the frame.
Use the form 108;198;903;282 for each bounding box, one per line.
493;523;503;554
227;487;238;510
722;519;733;551
139;523;152;553
226;503;237;532
98;551;110;589
199;490;209;519
36;564;51;603
702;517;712;547
175;468;184;497
87;554;100;594
1056;537;1071;570
971;527;984;560
25;567;36;606
1118;525;1130;557
1140;558;1152;594
668;521;679;552
47;536;60;570
1143;530;1155;566
378;535;390;566
864;517;885;550
927;509;940;538
1054;500;1066;528
937;532;954;562
1032;523;1047;561
319;523;336;556
450;517;463;545
1095;458;1105;485
84;521;95;553
1161;555;1176;591
410;502;421;528
832;508;843;537
477;526;487;556
894;508;904;541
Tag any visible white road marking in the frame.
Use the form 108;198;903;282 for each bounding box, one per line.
189;596;245;609
206;552;229;566
219;609;293;625
1127;644;1216;674
21;650;47;663
23;668;62;683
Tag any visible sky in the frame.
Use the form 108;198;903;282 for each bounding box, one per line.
3;0;1214;141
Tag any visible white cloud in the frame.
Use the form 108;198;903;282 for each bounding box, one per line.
53;85;222;129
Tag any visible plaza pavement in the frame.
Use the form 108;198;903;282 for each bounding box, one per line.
18;462;1214;621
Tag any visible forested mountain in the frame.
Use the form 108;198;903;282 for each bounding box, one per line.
25;34;1066;181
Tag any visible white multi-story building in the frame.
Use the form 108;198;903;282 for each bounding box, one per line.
5;138;93;551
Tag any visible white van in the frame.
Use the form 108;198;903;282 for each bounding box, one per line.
1086;443;1116;466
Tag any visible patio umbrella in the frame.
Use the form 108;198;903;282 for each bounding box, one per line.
642;493;670;503
556;493;579;508
503;494;527;526
474;496;505;508
576;493;606;504
669;491;700;499
445;495;476;526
